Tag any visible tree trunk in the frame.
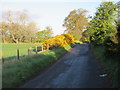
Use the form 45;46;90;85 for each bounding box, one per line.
11;34;19;43
19;36;23;43
31;37;32;43
2;35;5;43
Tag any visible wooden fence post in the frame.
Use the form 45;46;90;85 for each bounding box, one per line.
28;48;30;56
36;46;38;54
2;56;4;64
28;47;32;56
17;49;19;60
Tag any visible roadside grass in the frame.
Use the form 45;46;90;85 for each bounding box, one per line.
74;41;83;44
2;44;41;61
91;45;119;88
0;63;2;90
2;42;78;88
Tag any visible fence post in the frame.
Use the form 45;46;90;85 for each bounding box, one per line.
28;47;32;56
2;56;4;64
28;48;30;56
17;49;19;60
36;46;38;54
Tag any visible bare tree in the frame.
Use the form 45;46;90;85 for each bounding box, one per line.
0;22;8;43
1;10;39;43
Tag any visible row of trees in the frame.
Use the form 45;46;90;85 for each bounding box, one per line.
1;9;89;43
62;2;119;49
63;1;119;57
0;10;53;43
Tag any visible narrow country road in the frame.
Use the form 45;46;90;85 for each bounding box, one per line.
20;44;109;88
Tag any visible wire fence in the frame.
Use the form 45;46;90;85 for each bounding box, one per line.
2;45;44;64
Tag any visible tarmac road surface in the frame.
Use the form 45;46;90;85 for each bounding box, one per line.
20;44;109;88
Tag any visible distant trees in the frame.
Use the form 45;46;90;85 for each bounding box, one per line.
63;8;88;40
36;26;53;43
0;22;8;43
0;10;39;43
80;30;89;42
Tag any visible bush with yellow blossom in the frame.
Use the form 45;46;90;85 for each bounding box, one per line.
42;34;74;50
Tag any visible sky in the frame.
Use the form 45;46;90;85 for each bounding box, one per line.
1;0;119;36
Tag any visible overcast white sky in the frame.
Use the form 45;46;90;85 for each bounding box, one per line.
1;0;119;36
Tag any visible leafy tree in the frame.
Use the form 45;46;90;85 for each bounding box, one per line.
117;20;120;58
63;8;88;40
36;26;53;43
24;21;39;43
88;2;118;46
118;1;120;53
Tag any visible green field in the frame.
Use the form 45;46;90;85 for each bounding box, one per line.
1;44;42;61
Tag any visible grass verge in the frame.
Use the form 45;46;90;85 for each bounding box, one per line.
91;44;119;88
2;42;78;88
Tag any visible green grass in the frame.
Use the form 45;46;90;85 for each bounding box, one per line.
0;63;1;90
2;43;76;88
1;44;41;61
91;45;119;88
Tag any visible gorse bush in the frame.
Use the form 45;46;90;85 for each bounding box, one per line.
42;34;74;50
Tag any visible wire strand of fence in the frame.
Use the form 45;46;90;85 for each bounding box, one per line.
2;45;44;64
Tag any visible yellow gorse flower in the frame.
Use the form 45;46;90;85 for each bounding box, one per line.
42;34;74;50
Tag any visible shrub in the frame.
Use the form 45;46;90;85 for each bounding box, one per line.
104;36;118;57
42;34;74;50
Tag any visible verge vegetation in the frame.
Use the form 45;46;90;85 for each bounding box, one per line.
82;1;119;88
91;45;119;88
